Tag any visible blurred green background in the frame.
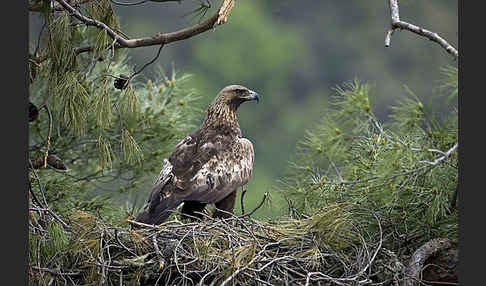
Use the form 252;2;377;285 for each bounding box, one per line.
29;0;457;219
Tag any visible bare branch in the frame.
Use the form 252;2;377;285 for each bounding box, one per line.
55;0;235;49
404;238;453;286
240;187;247;215
42;105;53;168
31;266;80;276
152;233;166;270
110;0;181;6
419;143;458;166
29;0;93;12
130;43;165;79
385;0;458;60
238;192;268;219
28;159;71;230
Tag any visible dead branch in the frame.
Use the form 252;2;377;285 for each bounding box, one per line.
238;192;268;219
28;159;71;230
419;143;458;166
152;233;166;270
42;105;53;168
403;238;452;286
31;266;81;276
125;43;165;85
54;0;235;51
29;0;93;12
110;0;181;6
385;0;458;60
240;188;247;215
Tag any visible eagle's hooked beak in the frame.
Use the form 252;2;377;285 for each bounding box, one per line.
245;90;260;103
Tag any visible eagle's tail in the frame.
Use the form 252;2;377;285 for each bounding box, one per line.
135;184;182;226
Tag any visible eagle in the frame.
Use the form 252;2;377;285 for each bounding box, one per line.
135;85;260;225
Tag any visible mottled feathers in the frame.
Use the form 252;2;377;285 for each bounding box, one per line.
135;85;259;225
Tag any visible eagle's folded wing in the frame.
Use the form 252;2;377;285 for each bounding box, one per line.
181;137;254;202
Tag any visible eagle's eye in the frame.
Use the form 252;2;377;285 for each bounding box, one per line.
234;88;247;96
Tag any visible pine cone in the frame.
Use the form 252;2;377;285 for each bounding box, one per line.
46;154;67;171
29;102;39;122
114;74;130;90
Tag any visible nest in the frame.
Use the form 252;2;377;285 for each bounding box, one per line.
29;205;394;286
28;195;457;286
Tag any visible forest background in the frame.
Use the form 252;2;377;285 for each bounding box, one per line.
28;0;458;218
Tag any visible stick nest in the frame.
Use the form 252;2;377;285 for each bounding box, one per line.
29;205;404;286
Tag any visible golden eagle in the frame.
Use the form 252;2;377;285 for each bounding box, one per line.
135;85;259;225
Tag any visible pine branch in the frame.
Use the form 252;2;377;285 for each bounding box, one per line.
385;0;458;60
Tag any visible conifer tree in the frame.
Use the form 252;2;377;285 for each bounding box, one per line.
28;0;235;220
278;68;458;278
27;1;458;285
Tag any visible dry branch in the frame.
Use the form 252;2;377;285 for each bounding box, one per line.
385;0;458;60
29;0;93;12
240;188;247;215
239;192;268;219
30;204;390;285
28;160;71;230
403;238;453;286
54;0;235;50
109;0;181;6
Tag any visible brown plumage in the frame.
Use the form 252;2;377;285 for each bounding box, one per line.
135;85;260;225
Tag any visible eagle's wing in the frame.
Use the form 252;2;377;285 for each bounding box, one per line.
181;136;254;203
136;132;220;223
136;133;254;225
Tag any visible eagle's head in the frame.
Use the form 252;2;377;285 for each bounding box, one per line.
204;84;260;134
213;85;260;111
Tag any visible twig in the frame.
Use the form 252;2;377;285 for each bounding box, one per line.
114;229;136;255
238;192;268;219
124;43;164;85
31;266;81;276
418;143;458;166
110;0;150;6
34;20;46;57
126;219;160;229
28;159;71;231
152;234;166;269
98;229;106;286
240;187;247;215
43;105;53;168
385;0;458;60
198;267;217;286
110;0;181;6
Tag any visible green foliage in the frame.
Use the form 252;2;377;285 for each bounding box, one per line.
121;128;143;165
29;2;203;224
28;1;458;283
28;5;206;282
279;71;458;251
29;221;70;266
58;72;90;136
103;0;457;219
46;12;75;74
439;66;459;102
